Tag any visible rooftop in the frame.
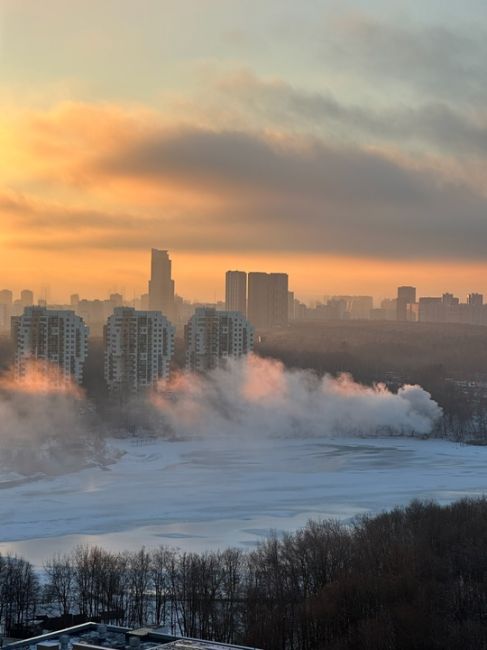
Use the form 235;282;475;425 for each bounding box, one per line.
3;623;260;650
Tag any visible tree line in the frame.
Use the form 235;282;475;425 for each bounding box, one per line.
3;498;487;649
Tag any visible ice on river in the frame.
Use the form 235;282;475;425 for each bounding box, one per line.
0;435;486;566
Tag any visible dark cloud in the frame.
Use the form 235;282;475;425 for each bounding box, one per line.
5;116;487;261
215;71;487;157
92;126;487;260
1;190;148;232
323;14;487;103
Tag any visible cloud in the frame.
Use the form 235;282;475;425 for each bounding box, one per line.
323;12;487;104
95;123;487;261
3;101;487;263
215;70;487;157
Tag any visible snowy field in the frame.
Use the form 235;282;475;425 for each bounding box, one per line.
1;434;486;566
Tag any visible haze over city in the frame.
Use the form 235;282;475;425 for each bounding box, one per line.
2;1;487;301
2;2;487;649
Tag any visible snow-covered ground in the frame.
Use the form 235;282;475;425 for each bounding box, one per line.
1;435;486;566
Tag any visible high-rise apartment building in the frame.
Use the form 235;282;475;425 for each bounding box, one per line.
12;307;88;384
247;272;289;329
247;273;269;329
396;286;416;321
148;249;175;321
225;271;247;315
269;273;289;327
104;307;175;395
185;308;254;372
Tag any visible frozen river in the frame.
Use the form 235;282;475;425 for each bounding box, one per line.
1;435;486;565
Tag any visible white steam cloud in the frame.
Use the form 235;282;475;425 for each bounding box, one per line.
0;363;110;479
0;356;443;479
151;355;443;438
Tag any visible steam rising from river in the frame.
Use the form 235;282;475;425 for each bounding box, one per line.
0;362;107;478
151;355;442;438
0;356;442;477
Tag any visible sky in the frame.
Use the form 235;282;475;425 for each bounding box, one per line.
1;0;487;303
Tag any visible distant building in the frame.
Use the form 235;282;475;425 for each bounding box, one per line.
0;304;9;331
148;249;175;321
381;298;398;321
140;292;149;310
349;296;373;320
247;272;289;329
468;293;484;325
269;273;289;327
109;293;124;307
287;291;295;321
293;298;308;320
225;270;247;315
0;289;13;332
20;289;34;307
247;272;270;329
418;297;443;323
332;295;373;320
396;286;416;321
468;293;484;307
76;299;108;334
185;307;254;372
104;307;175;395
12;306;88;384
0;289;13;305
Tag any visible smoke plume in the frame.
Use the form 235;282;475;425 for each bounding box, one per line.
151;355;443;438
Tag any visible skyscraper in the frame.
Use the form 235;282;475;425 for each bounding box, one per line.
247;272;289;329
396;286;416;321
12;307;88;385
148;249;175;321
225;270;247;315
104;307;175;396
269;273;289;327
185;308;254;372
247;272;270;329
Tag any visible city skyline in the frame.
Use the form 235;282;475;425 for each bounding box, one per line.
4;250;487;305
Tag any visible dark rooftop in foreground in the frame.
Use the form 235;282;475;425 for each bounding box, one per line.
3;623;261;650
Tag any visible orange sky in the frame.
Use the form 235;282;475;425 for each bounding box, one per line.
1;3;487;304
3;245;487;305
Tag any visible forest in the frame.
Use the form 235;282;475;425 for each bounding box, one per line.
2;498;487;650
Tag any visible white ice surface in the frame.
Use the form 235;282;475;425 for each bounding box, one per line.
1;435;486;566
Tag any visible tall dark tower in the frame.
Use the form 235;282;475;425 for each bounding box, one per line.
148;249;175;322
225;270;247;315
